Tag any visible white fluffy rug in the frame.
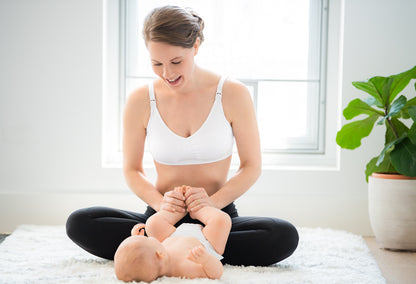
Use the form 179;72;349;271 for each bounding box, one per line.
0;225;385;284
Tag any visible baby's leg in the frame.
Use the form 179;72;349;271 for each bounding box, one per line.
145;209;185;241
146;187;187;241
191;206;231;255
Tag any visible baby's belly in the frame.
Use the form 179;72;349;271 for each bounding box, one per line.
164;236;202;250
154;156;231;196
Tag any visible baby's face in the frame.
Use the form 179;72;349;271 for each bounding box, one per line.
114;236;164;282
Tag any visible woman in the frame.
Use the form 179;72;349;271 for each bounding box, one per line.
66;5;298;266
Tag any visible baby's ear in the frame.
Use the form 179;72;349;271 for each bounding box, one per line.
131;223;146;236
156;250;166;259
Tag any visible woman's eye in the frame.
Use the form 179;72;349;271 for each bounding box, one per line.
172;61;182;65
153;63;162;66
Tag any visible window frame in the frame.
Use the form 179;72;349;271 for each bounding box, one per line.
102;0;342;170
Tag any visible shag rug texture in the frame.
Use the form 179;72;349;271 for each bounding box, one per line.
0;225;385;284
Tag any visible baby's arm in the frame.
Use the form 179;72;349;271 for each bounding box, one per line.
187;246;223;279
145;186;187;241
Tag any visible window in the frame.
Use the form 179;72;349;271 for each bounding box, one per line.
102;0;341;169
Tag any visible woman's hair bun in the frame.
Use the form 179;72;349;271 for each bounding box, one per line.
143;5;205;48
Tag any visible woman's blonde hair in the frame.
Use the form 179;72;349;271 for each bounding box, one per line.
142;5;204;48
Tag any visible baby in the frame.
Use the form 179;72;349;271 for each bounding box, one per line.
114;186;232;282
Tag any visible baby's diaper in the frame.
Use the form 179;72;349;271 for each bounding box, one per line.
171;223;223;260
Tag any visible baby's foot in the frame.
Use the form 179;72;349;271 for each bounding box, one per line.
174;185;187;195
131;223;146;236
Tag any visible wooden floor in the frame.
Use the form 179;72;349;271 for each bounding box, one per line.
1;234;415;283
364;237;416;284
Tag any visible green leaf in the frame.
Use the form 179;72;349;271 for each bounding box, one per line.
363;96;379;106
352;81;384;108
408;105;416;121
376;135;406;166
386;118;409;143
352;66;416;110
387;95;407;118
389;118;409;137
343;98;383;120
369;76;390;106
377;117;386;125
409;124;416;144
389;65;416;103
379;95;407;125
336;114;379;149
400;97;416;119
390;137;416;177
408;106;416;144
365;154;396;182
382;77;394;105
407;97;416;106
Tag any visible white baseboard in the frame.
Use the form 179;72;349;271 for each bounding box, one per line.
0;192;373;235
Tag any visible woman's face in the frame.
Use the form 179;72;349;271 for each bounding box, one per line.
147;40;199;90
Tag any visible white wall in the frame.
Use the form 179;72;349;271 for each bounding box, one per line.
1;0;415;234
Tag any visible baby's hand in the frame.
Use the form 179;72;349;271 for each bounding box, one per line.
131;223;146;236
187;245;209;264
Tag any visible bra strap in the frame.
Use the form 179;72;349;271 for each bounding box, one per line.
148;81;156;103
149;81;156;100
216;76;227;96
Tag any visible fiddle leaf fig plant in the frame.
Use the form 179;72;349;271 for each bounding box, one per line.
336;65;416;181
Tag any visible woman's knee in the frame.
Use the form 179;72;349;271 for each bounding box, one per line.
269;218;299;259
224;216;298;266
66;207;92;241
244;217;299;263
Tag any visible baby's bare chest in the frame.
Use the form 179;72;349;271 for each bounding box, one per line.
165;237;207;278
165;236;201;253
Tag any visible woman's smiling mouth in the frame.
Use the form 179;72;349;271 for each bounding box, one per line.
166;76;182;86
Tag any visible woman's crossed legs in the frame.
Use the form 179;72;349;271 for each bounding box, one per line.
66;205;298;266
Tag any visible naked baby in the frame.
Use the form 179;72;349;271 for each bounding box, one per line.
114;186;232;282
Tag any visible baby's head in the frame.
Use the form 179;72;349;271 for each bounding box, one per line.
114;235;165;283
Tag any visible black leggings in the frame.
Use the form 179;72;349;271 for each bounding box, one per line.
66;203;299;266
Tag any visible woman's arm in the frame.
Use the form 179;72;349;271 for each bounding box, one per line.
123;86;185;212
211;79;262;208
186;79;262;211
123;86;163;211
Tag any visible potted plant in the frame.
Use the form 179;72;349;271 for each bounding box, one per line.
336;65;416;250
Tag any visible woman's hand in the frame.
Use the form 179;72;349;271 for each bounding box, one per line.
159;188;186;213
184;186;216;213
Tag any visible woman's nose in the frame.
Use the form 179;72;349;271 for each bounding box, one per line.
163;66;172;78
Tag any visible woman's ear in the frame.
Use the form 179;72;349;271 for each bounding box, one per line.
193;38;200;56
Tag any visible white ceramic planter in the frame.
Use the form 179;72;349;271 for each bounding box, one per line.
368;173;416;251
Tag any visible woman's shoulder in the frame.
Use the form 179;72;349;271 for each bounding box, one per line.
219;77;255;123
223;77;250;97
124;83;151;125
127;84;150;106
222;77;253;114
